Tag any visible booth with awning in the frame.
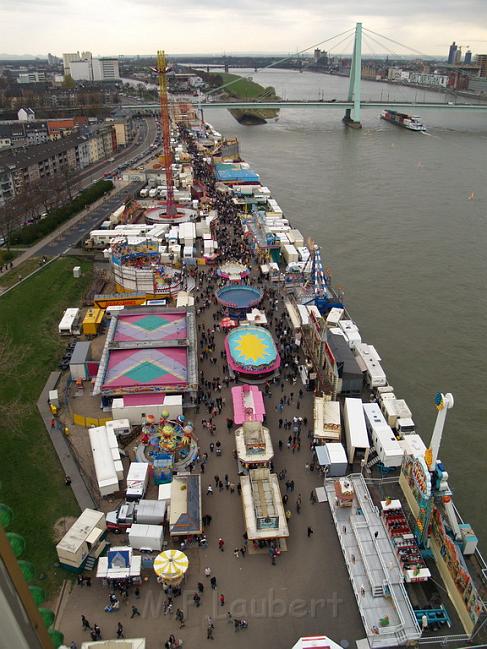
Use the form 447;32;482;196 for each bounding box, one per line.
235;421;274;468
313;397;341;442
96;546;141;584
169;473;202;537
231;384;266;424
240;468;289;546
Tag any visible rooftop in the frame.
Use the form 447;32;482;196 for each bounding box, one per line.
93;306;198;396
0;131;88;171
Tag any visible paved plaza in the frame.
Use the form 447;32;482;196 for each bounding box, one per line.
57;262;366;649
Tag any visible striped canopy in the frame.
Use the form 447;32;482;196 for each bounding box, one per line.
153;549;189;580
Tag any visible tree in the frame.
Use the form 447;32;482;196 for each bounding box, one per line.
0;195;24;251
63;75;75;89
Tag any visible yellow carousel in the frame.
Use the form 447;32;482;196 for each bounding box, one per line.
153;549;189;586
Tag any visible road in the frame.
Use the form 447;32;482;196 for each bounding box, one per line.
72;115;157;193
35;182;145;257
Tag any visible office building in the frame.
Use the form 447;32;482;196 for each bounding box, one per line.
63;52;82;76
65;54;119;81
448;41;457;64
475;54;487;77
464;50;472;65
17;72;46;84
70;59;93;81
455;47;462;65
47;53;59;66
92;57;120;81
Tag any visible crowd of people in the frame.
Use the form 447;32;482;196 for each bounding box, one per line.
69;124;322;648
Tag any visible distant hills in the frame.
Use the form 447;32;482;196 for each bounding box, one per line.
0;53;46;60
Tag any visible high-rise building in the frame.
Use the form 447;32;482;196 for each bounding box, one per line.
464;50;472;64
63;52;81;76
475;54;487;77
70;59;93;81
66;55;119;81
448;41;457;64
92;57;120;81
455;47;462;64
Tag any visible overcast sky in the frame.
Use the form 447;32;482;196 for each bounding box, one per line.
1;0;487;57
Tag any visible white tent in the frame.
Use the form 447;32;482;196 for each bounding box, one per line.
291;636;343;649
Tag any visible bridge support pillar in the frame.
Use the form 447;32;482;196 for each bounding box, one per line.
343;22;362;129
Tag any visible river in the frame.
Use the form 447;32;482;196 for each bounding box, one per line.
204;67;487;548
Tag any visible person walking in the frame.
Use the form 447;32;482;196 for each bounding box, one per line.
210;576;217;589
93;624;101;640
204;566;211;578
131;605;141;618
234;547;240;558
116;622;124;639
207;624;214;639
240;545;246;558
218;537;224;551
193;592;201;607
307;526;314;538
81;615;91;631
197;581;204;593
207;485;213;495
219;593;225;607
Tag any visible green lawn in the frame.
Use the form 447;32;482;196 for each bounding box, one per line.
215;72;273;100
0;257;93;595
0;257;43;289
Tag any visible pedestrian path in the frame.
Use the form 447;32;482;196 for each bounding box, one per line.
37;372;95;511
325;473;421;648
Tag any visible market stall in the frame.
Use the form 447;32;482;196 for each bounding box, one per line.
96;546;142;585
153;549;188;586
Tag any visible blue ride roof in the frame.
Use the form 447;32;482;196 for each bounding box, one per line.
214;164;260;183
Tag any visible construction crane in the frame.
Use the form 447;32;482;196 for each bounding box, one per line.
155;50;176;217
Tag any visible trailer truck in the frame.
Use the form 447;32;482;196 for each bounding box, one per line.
343;398;370;465
125;462;149;501
106;499;166;532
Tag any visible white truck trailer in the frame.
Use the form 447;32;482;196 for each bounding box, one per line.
107;499;166;532
128;524;164;552
56;509;107;572
362;402;404;468
126;462;149;501
58;308;81;336
343;398;370;464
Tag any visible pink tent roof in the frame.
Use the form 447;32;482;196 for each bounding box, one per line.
231;385;266;424
102;347;188;394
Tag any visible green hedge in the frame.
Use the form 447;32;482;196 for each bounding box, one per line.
9;180;114;246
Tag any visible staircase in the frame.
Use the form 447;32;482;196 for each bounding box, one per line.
367;451;381;469
84;555;97;571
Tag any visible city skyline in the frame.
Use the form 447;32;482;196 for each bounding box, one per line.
1;0;487;57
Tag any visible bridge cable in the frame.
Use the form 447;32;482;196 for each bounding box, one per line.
203;26;356;99
327;32;355;57
362;31;399;58
362;27;428;58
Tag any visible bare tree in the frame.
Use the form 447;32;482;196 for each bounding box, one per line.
0;195;24;250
